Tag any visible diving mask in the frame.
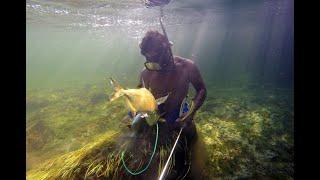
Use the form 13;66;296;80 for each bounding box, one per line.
143;47;172;71
144;62;162;71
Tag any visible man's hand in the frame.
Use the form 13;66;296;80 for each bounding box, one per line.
175;111;195;128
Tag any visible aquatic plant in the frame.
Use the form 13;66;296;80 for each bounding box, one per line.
27;130;122;180
26;84;293;179
27;122;181;180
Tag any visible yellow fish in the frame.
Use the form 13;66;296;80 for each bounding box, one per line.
109;78;169;118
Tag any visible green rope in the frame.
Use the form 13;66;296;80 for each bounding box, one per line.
121;122;159;175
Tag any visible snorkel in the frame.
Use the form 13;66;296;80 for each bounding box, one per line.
159;7;174;64
142;0;174;72
122;1;190;179
143;2;191;179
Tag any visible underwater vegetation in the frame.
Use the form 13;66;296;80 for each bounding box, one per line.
26;83;293;179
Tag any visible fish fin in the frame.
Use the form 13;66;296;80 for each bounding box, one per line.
156;92;170;105
126;99;137;116
124;94;133;102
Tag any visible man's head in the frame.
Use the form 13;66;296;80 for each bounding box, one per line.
139;30;172;71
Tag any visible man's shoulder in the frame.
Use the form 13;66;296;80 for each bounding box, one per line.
140;67;149;76
174;56;196;68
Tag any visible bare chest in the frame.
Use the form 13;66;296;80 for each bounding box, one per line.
143;68;189;99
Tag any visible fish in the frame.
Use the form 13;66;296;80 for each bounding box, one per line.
109;77;169;119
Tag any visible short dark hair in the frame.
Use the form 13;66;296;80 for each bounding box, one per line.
139;30;169;56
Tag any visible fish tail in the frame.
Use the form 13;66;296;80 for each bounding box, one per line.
109;77;124;101
109;77;123;91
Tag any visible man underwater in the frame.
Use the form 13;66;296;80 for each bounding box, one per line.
133;30;207;179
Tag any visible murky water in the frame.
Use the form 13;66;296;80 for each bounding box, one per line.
27;0;293;89
26;0;294;179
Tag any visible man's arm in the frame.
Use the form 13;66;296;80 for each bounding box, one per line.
187;62;207;120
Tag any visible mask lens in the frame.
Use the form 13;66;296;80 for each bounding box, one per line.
145;62;162;71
